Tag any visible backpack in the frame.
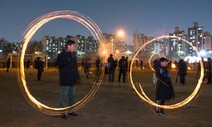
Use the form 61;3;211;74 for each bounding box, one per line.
152;73;158;85
119;60;125;69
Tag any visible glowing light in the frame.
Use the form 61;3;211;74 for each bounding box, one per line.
116;50;119;54
102;51;106;55
117;30;124;37
171;62;176;69
126;50;133;55
188;66;192;70
18;10;104;116
200;50;206;56
184;56;201;63
129;35;204;109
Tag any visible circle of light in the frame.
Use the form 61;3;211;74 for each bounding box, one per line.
129;35;204;109
148;52;166;71
18;10;104;116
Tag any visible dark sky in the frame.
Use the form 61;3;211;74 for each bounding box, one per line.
1;0;212;44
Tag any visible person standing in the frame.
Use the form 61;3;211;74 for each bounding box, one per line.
57;40;78;118
95;57;101;75
207;58;212;84
125;57;129;75
26;59;31;70
6;57;10;73
118;56;126;83
84;59;90;78
140;60;143;70
35;57;44;81
178;59;187;85
107;54;115;82
155;57;175;116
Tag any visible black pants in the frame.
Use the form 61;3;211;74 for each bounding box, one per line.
155;100;165;113
96;67;100;75
179;74;186;85
118;70;125;83
109;69;115;82
37;70;42;81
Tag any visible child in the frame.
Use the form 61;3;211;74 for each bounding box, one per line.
155;57;175;116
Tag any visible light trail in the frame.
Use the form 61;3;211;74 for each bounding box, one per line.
18;10;104;116
129;35;204;109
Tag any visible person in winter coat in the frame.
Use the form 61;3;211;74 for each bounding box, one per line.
178;59;187;85
206;58;212;84
95;57;101;75
35;57;44;81
155;57;175;116
84;59;90;78
107;54;115;82
57;40;78;118
6;57;10;72
118;56;126;83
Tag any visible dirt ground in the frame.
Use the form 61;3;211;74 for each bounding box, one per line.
0;68;212;127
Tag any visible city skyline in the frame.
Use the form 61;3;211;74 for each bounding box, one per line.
1;0;212;44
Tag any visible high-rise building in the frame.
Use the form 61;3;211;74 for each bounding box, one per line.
87;36;98;52
133;32;154;52
204;32;212;51
41;36;59;60
103;33;126;56
0;39;5;55
153;39;169;56
169;27;187;58
41;35;99;60
187;22;204;56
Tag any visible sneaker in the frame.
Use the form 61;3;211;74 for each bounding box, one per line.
68;112;78;116
160;110;166;116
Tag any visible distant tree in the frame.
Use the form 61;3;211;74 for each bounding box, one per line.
3;42;12;56
26;40;43;54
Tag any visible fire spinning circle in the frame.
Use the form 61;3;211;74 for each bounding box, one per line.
129;35;204;109
18;10;104;116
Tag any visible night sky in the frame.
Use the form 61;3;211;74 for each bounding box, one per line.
1;0;212;44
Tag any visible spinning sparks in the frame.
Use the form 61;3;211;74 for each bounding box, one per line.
129;35;204;109
18;10;104;116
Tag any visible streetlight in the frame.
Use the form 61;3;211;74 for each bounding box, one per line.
117;30;125;38
114;29;125;58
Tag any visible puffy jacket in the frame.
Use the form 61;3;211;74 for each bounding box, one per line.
57;49;78;86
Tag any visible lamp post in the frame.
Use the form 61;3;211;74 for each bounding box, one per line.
115;29;125;58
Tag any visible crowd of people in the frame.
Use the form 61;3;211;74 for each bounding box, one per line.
3;39;212;118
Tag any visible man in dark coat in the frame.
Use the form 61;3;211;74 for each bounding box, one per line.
95;57;101;75
155;57;175;116
207;58;212;84
107;54;115;82
57;40;78;118
118;56;126;83
6;57;10;72
178;59;187;85
35;57;44;81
